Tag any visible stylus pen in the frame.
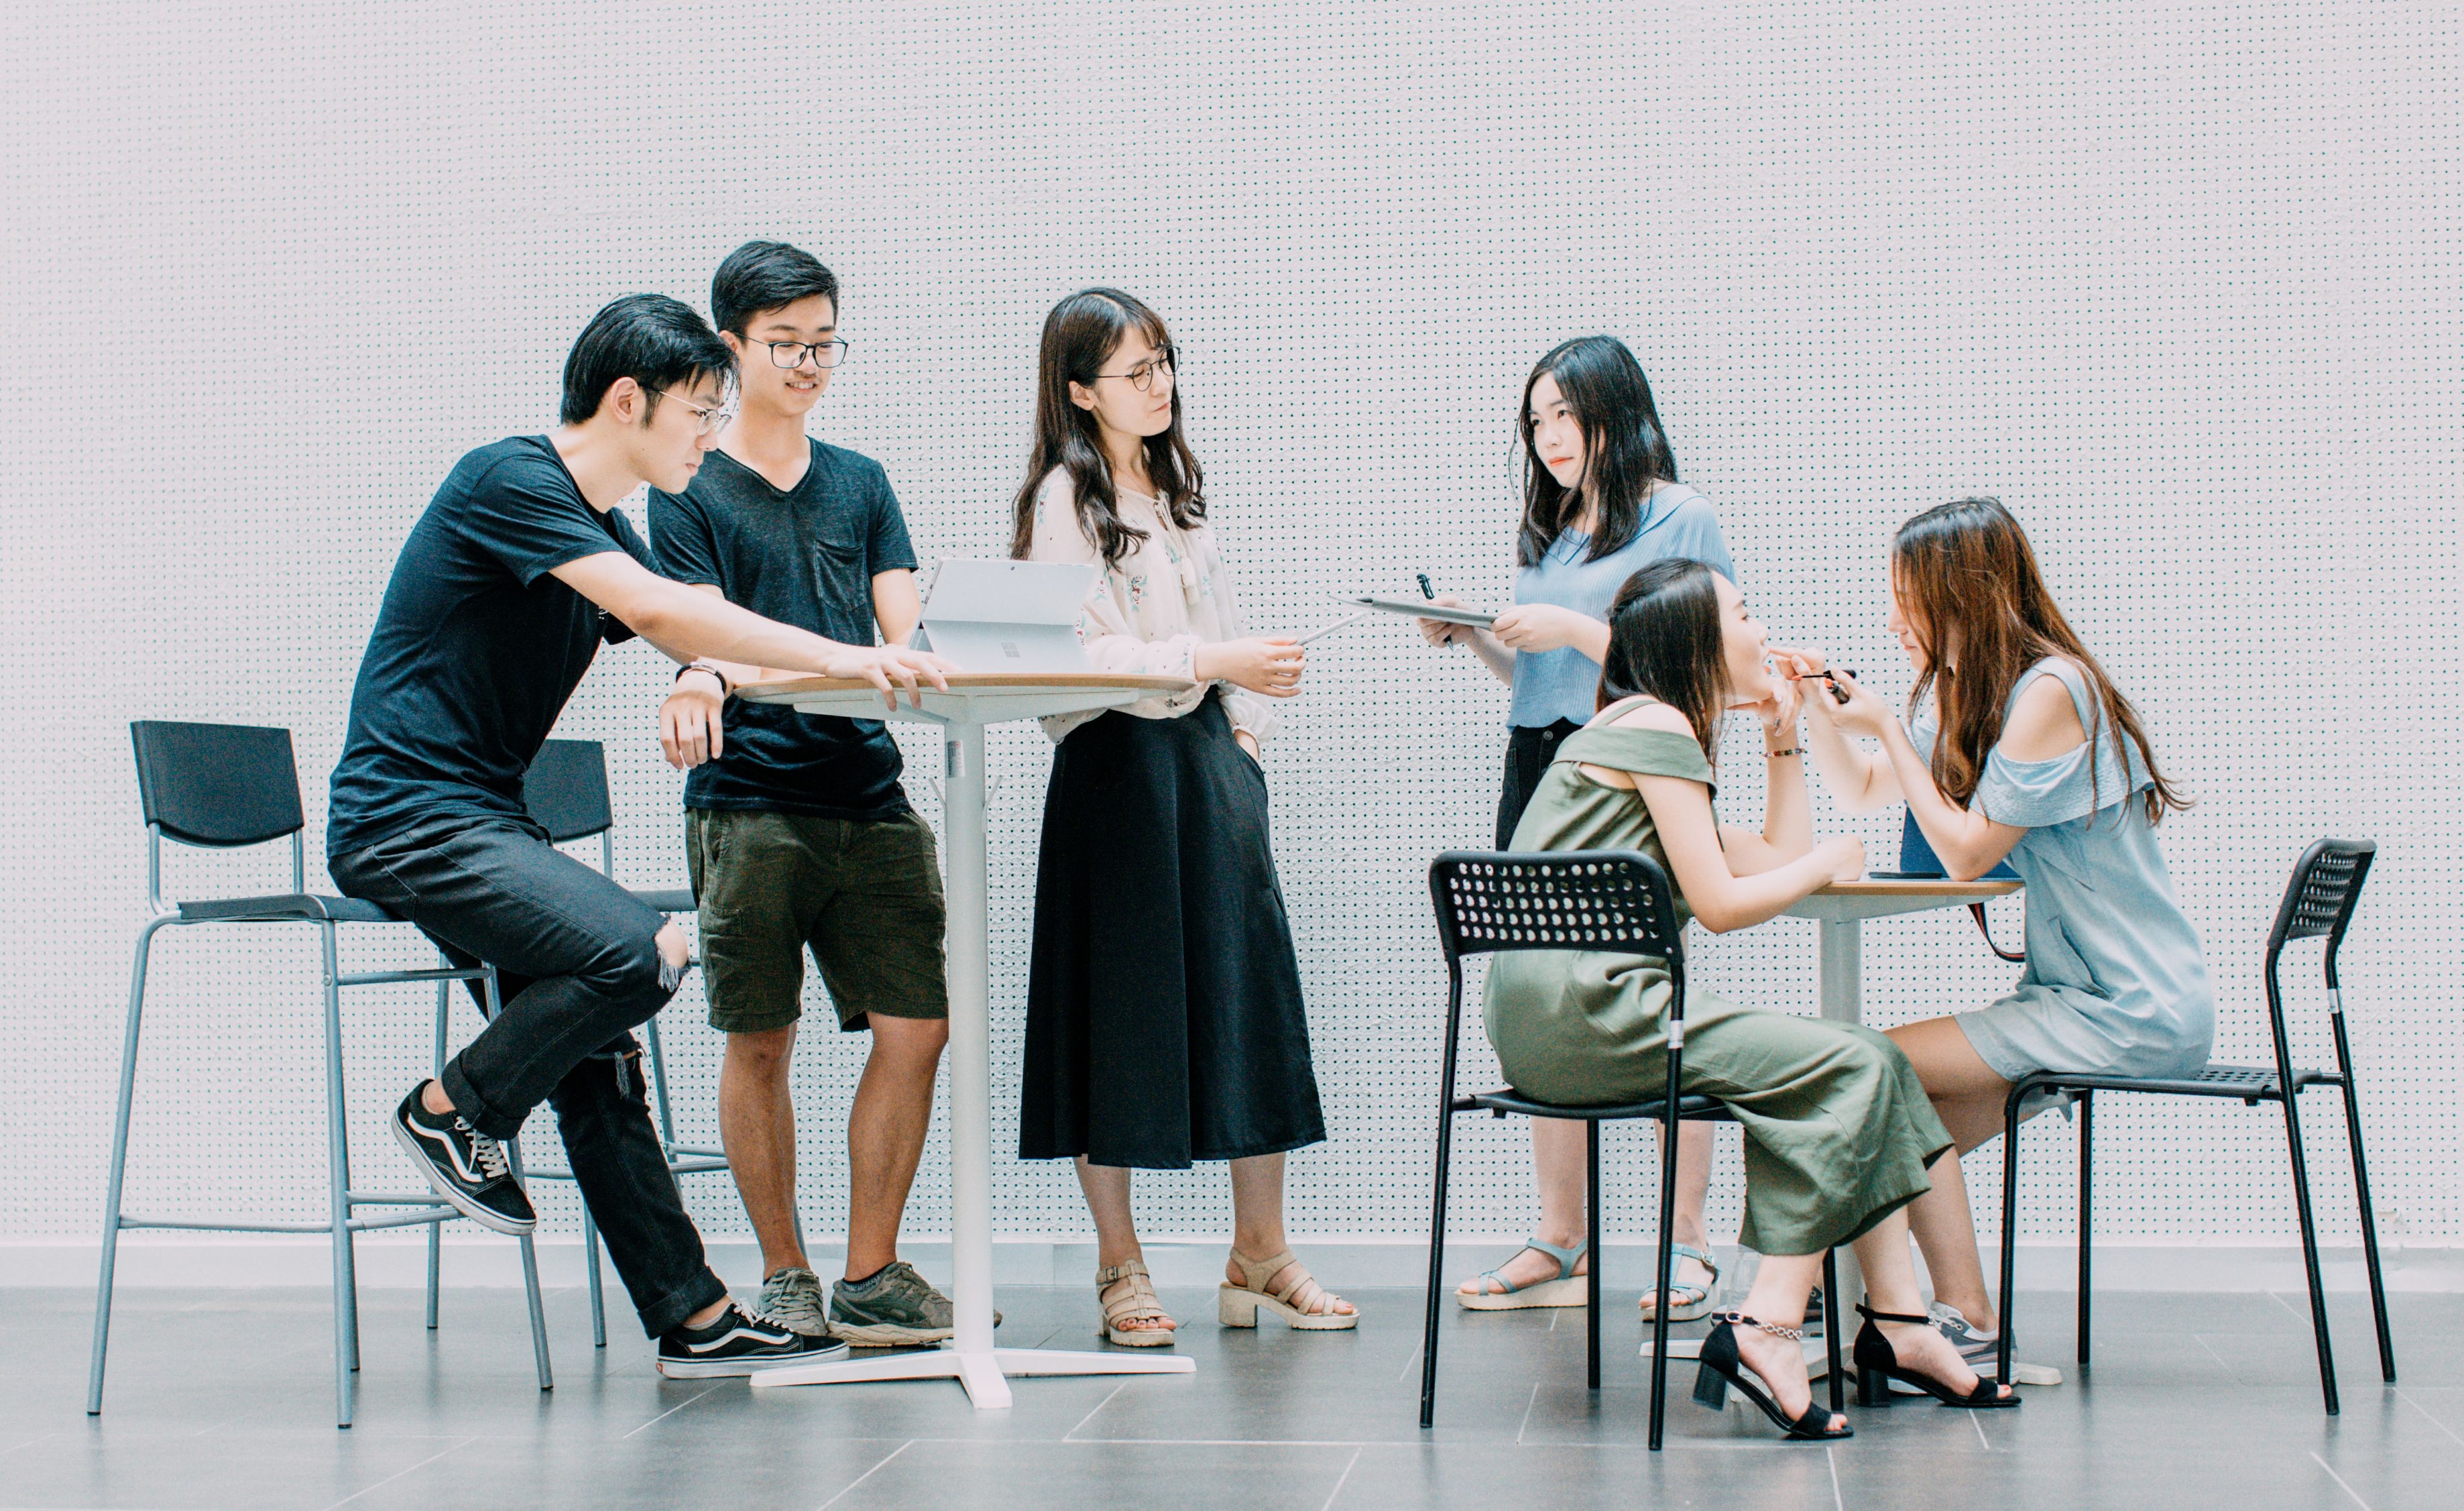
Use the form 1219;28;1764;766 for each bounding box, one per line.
1417;572;1436;600
1297;607;1375;645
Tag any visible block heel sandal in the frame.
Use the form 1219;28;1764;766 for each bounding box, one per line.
1692;1312;1852;1441
1852;1304;2022;1409
1219;1248;1358;1330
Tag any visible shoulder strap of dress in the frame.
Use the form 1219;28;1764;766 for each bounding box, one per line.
1557;720;1716;785
2010;657;2096;731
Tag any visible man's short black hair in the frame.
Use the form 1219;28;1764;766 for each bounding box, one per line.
711;241;840;338
559;294;736;427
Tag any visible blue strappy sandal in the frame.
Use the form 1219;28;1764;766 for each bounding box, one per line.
1456;1235;1591;1311
1637;1242;1722;1324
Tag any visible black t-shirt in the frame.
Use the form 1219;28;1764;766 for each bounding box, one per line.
648;440;919;820
328;436;650;856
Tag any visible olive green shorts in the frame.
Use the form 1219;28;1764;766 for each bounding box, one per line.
685;808;949;1035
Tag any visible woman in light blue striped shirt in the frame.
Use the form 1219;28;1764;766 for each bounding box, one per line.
1423;335;1736;1320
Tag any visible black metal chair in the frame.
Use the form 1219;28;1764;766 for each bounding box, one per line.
420;738;728;1348
1995;838;2394;1414
1420;850;1843;1450
91;722;551;1429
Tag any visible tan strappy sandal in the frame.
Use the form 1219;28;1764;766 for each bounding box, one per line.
1095;1260;1177;1347
1219;1248;1359;1330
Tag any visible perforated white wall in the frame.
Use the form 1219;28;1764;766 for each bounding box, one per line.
5;1;2456;1256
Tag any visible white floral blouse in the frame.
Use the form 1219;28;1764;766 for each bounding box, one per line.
1023;467;1278;746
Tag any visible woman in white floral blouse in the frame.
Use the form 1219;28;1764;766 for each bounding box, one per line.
1011;288;1356;1346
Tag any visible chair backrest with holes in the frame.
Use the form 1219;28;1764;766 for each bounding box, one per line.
1428;850;1686;972
2264;839;2376;996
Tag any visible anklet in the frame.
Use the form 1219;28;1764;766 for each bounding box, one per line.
1713;1309;1805;1343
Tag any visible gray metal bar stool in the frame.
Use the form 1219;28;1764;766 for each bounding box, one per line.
1994;838;2394;1414
1420;850;1843;1450
419;738;728;1349
90;722;552;1429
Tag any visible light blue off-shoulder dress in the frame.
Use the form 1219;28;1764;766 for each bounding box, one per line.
1909;658;2214;1081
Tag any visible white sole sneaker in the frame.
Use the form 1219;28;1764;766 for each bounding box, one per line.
390;1113;535;1236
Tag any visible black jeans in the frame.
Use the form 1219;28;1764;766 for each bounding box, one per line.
1497;720;1584;848
330;815;728;1337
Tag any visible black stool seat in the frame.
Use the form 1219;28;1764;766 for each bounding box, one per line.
177;893;398;925
1465;1088;1732;1123
629;887;697;914
2019;1063;2336;1104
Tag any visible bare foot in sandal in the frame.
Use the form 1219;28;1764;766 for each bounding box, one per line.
1097;1259;1178;1346
1221;1248;1358;1329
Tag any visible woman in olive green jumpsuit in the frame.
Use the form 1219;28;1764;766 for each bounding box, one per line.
1483;558;2016;1438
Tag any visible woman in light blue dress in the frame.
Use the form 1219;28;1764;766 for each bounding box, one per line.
1805;497;2211;1371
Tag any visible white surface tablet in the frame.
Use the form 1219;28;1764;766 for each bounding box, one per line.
1350;595;1497;628
914;558;1098;673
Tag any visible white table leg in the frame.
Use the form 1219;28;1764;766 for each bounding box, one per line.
752;718;1192;1404
941;721;1003;1404
1817;918;1866;1312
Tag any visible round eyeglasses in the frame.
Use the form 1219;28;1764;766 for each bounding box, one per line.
652;390;735;437
1095;348;1177;394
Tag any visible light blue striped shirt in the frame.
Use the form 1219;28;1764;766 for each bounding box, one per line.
1508;486;1736;728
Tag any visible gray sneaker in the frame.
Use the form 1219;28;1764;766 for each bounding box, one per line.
757;1266;831;1337
1929;1302;2063;1385
830;1260;995;1347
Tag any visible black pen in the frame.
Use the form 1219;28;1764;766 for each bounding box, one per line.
1417;573;1436;600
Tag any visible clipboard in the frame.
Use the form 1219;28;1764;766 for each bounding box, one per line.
1351;595;1497;629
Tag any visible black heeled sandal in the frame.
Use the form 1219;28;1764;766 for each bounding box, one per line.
1693;1312;1852;1441
1852;1305;2021;1409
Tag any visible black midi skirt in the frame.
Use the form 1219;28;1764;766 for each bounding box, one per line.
1018;690;1326;1168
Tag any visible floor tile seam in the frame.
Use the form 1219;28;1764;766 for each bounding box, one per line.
2308;1450;2373;1510
2392;1386;2464;1445
621;1382;721;1439
317;1433;479;1511
1059;1380;1127;1441
1319;1447;1363;1511
812;1438;913;1511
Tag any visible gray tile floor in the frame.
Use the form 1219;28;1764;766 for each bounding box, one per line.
7;1282;2453;1510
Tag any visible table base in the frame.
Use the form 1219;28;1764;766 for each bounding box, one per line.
750;1344;1196;1407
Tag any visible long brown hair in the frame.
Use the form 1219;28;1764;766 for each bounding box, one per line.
1597;558;1728;765
1008;288;1205;566
1893;498;2187;825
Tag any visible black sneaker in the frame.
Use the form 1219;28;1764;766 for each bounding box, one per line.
390;1084;536;1236
657;1303;848;1379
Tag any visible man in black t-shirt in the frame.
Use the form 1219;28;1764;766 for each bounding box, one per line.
326;294;953;1379
650;243;959;1346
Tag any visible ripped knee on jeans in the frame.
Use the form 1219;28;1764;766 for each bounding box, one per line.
654;922;689;995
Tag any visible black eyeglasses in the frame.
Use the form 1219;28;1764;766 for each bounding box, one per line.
1095;348;1177;394
764;339;851;370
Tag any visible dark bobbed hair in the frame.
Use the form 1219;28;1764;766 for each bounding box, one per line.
1892;497;2188;825
1517;336;1681;567
1009;288;1204;567
1597;557;1729;763
711;241;840;338
558;294;736;427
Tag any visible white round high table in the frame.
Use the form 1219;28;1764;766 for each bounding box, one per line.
735;672;1202;1407
1792;880;2025;1345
